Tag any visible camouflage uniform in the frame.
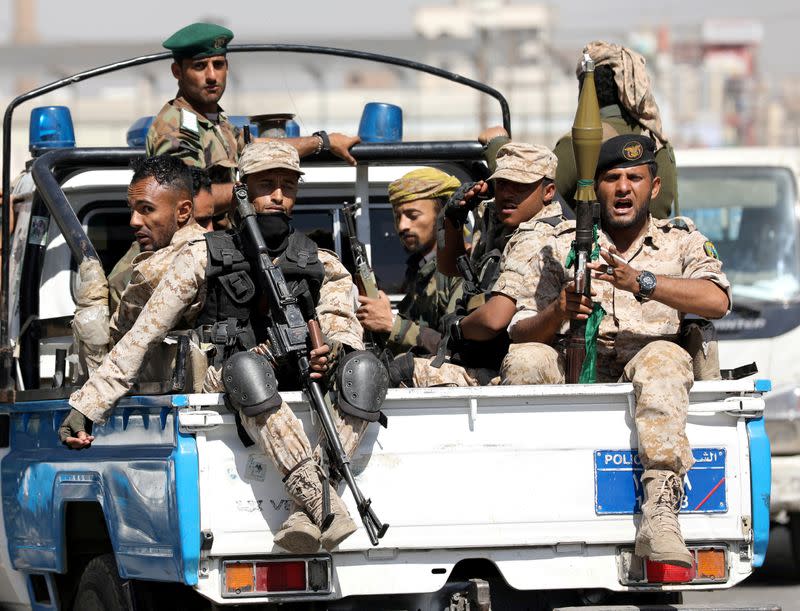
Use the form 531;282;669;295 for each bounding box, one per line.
498;216;731;476
387;253;461;356
70;238;364;473
107;241;140;316
408;200;566;388
146;96;244;183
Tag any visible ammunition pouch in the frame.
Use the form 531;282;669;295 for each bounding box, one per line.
334;351;389;426
678;317;721;381
222;351;283;417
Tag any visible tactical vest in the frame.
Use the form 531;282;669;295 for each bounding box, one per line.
195;229;325;366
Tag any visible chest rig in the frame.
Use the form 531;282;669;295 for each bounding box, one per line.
195;229;325;366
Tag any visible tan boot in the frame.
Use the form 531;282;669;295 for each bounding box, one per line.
273;506;321;554
283;460;356;552
635;470;694;568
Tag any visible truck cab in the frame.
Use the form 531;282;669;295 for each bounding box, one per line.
677;147;800;561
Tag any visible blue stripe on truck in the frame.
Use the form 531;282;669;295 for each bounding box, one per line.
173;429;200;585
746;417;771;567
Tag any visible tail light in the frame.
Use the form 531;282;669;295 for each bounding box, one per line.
619;546;728;585
222;556;331;598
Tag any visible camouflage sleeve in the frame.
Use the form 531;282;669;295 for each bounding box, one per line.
681;229;732;310
69;242;208;423
317;250;364;351
145;110;204;168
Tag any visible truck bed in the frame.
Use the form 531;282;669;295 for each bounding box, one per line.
174;380;769;604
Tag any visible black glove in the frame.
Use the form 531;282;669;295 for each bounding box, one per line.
58;408;93;449
443;181;484;228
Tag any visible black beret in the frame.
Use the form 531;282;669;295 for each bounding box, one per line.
163;23;233;60
596;134;657;177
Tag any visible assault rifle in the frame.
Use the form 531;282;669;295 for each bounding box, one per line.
233;184;388;545
342;201;387;353
342;201;380;299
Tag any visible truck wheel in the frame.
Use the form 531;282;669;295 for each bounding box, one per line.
789;512;800;569
72;553;132;611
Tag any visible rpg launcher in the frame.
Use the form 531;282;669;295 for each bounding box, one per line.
565;51;603;384
233;184;388;545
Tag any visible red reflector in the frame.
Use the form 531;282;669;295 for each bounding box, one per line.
255;561;306;592
646;559;696;583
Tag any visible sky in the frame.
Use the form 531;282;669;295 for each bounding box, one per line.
1;0;798;75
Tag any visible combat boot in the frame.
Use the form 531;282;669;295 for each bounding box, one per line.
635;469;694;568
273;504;321;554
283;459;357;552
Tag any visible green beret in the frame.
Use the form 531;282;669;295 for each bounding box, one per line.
596;134;657;177
163;23;234;60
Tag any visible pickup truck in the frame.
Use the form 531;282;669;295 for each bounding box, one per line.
0;45;774;610
677;148;800;564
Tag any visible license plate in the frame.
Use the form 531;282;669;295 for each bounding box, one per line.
594;448;727;515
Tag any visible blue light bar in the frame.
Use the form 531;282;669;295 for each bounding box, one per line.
29;106;75;154
126;116;155;147
358;102;402;143
285;120;300;138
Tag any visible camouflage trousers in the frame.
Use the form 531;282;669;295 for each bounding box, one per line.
503;340;695;476
409;357;507;387
203;365;368;476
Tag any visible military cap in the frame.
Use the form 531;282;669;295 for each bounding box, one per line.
388;167;461;207
163;23;234;60
238;141;304;177
488;142;557;184
595;134;657;177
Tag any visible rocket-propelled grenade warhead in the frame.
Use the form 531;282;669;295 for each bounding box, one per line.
571;51;603;205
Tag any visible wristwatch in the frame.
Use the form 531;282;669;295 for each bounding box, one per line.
312;130;330;154
636;270;657;301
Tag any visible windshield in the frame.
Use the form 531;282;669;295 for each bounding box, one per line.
678;166;800;303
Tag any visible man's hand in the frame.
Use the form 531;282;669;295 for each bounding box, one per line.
309;343;332;380
556;281;596;321
357;290;394;334
443;181;490;227
58;408;95;450
588;246;639;294
328;133;361;166
478;125;509;145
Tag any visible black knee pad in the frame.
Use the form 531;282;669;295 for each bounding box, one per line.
223;351;283;417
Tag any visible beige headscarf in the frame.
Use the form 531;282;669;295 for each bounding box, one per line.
577;41;668;147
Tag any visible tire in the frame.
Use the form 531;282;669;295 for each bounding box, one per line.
789;512;800;570
72;553;132;611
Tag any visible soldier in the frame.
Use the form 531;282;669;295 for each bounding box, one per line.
389;144;563;387
108;165;213;315
73;156;204;381
356;168;462;356
501;134;731;567
147;22;360;213
59;141;381;554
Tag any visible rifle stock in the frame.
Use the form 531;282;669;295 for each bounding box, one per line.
234;185;388;545
566;51;602;383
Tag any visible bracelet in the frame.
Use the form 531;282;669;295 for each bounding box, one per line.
312;130;330;154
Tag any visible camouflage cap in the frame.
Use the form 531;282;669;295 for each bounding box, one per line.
163;23;233;60
488;142;557;184
238;141;304;177
388;167;461;207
